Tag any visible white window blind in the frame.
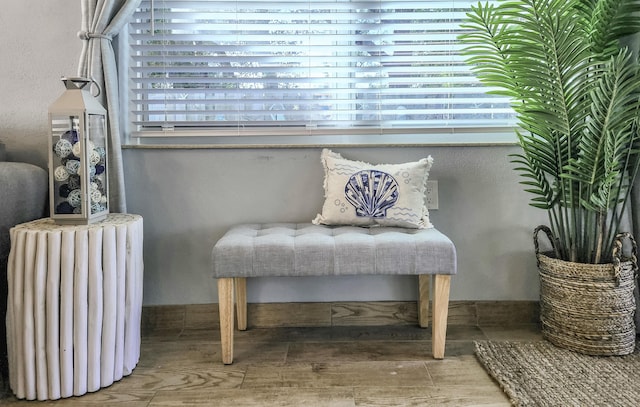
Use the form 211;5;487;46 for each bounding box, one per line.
129;0;514;137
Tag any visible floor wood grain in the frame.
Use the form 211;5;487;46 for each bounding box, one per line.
0;321;539;406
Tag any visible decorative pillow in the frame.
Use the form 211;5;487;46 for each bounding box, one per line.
313;149;434;229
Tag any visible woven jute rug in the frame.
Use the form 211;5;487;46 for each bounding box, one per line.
474;340;640;407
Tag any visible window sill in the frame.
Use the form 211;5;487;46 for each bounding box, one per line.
123;130;518;149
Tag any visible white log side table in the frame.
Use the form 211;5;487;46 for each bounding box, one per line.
5;213;143;400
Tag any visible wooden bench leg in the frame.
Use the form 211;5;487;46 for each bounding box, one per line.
235;277;247;331
418;275;430;328
218;278;234;364
432;274;451;359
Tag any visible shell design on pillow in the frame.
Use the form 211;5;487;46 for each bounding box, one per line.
344;170;399;218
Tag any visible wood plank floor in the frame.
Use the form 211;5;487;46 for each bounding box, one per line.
0;323;542;406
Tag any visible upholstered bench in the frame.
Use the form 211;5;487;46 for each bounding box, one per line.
211;223;457;364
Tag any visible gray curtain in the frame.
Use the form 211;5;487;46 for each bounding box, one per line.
77;0;142;213
626;32;640;332
627;33;640;232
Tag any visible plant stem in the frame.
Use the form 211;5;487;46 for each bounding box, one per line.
594;210;605;263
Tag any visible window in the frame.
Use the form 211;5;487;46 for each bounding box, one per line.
128;0;514;140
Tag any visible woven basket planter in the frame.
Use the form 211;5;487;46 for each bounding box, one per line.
534;225;638;356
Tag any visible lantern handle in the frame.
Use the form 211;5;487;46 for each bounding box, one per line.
88;77;102;98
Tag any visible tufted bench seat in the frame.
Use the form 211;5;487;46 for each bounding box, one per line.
212;223;456;364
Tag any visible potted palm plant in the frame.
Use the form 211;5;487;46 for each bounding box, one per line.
459;0;640;355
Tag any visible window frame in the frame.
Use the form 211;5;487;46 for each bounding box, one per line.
120;0;518;148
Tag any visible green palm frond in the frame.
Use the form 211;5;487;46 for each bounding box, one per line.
579;0;640;56
564;51;640;205
460;0;640;263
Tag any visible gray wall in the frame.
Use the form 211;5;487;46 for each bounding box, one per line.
1;2;548;306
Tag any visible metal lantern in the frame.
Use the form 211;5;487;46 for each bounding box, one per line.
48;77;109;224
